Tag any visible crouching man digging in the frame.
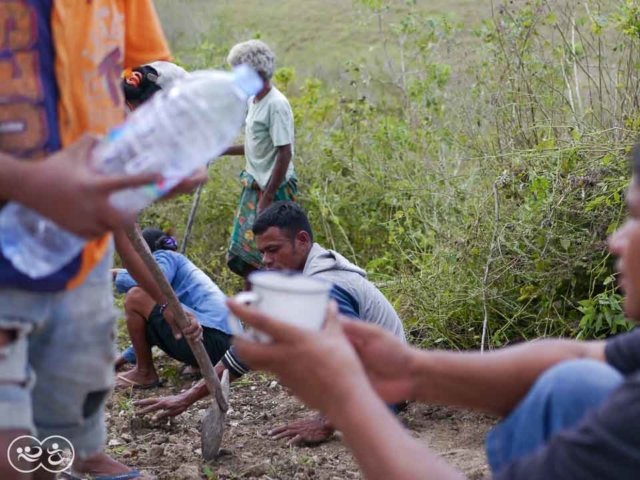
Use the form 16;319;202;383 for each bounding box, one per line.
135;201;406;445
113;228;237;389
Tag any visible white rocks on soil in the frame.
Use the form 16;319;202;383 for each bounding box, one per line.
172;464;201;480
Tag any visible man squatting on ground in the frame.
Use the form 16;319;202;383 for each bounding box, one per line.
135;202;407;445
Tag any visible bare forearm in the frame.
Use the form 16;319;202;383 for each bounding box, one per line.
183;379;210;405
0;153;35;202
184;363;237;405
410;338;605;417
263;147;291;199
113;227;166;305
224;145;245;156
327;383;463;480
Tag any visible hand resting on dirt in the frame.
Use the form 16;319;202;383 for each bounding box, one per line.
135;394;192;421
134;363;230;420
268;413;335;446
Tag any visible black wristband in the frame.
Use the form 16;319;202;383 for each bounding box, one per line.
159;302;169;315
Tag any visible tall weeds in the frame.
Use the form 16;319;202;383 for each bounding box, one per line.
143;0;640;350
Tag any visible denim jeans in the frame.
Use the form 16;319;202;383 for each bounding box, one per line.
485;359;624;475
0;243;116;458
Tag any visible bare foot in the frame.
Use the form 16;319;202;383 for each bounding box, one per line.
72;452;135;477
116;366;160;389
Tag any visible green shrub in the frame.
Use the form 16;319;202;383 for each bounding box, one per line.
142;0;638;350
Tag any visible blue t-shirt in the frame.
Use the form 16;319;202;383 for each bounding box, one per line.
116;250;231;333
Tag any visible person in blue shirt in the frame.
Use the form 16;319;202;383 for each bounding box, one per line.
114;228;238;389
134;203;406;445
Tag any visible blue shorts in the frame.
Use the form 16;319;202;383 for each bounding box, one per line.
0;243;117;458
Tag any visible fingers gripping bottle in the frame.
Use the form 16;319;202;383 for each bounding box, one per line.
0;65;262;279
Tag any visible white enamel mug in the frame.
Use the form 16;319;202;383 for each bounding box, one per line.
229;271;332;342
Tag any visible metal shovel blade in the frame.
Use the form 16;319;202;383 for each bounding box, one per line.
201;369;230;462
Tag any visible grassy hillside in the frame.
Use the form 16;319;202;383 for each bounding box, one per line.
154;0;489;80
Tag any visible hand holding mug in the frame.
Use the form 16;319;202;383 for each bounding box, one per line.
228;271;332;342
229;299;371;414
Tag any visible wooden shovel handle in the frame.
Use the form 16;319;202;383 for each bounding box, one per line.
124;225;229;412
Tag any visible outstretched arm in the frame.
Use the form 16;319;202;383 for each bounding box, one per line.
135;363;237;419
230;300;464;480
343;321;606;417
0;153;35;202
326;380;464;480
410;339;605;416
0;137;158;238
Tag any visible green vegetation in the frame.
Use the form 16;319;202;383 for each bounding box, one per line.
154;0;486;80
144;0;640;350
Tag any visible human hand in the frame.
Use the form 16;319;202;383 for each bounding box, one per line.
161;306;183;340
182;311;203;343
134;394;191;421
267;413;335;446
163;309;202;341
229;299;370;415
16;134;160;239
342;321;415;404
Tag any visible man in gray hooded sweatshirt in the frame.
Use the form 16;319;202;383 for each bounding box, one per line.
135;201;406;445
251;201;405;337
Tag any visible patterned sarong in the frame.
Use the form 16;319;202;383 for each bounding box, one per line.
226;170;298;277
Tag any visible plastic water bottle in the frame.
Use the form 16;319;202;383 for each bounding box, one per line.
0;65;262;279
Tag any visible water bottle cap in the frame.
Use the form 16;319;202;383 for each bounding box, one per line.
232;65;264;98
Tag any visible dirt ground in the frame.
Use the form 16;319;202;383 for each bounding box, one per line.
104;356;494;480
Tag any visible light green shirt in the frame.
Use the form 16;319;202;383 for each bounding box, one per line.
244;86;295;190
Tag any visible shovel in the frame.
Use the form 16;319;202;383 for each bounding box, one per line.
124;225;229;462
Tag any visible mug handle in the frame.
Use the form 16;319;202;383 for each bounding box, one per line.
227;291;260;339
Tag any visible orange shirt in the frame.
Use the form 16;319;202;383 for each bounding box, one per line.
0;0;171;291
54;0;171;289
53;0;171;147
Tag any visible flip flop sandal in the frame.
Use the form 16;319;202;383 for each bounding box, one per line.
59;469;142;479
116;374;164;390
179;367;202;381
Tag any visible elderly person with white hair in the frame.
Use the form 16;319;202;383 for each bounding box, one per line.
223;40;298;283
